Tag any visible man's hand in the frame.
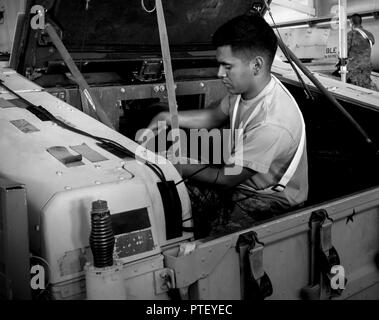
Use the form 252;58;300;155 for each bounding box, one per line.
135;112;169;145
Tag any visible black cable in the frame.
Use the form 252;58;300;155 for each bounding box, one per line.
200;167;221;201
145;162;165;182
182;216;192;223
180;166;222;230
0;79;34;104
175;164;212;186
263;5;314;101
149;162;166;182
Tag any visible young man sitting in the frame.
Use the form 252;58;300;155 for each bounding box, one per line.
141;14;308;237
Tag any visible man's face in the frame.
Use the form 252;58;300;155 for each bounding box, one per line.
216;45;254;95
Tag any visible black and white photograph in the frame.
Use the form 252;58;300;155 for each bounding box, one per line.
0;0;378;310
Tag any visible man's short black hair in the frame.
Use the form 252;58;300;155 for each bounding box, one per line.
351;13;362;26
212;14;278;68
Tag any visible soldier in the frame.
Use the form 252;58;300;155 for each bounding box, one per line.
347;13;376;90
141;14;308;237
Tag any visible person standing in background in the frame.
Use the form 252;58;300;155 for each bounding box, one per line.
346;13;376;90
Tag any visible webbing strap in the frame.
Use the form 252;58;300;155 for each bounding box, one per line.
44;23;114;130
303;209;346;299
236;231;273;300
234;75;306;194
155;0;182;174
355;28;373;48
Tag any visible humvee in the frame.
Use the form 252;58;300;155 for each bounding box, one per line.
1;0;378;300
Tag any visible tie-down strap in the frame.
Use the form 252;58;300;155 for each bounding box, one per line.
236;231;273;300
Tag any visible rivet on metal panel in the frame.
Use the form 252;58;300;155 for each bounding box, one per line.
94;164;101;169
56;171;63;176
120;88;126;93
153;85;160;93
200;82;205;88
64;186;71;190
119;176;125;181
159;85;165;92
94;181;101;185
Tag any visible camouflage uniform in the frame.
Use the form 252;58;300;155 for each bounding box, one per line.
347;28;376;90
186;182;291;238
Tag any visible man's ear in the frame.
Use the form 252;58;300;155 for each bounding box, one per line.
250;56;265;75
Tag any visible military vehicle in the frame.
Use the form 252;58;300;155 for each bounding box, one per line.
1;0;378;300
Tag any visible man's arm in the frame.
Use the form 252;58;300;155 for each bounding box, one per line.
367;30;375;45
180;163;256;189
145;103;229;135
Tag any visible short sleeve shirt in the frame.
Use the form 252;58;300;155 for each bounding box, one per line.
220;75;308;206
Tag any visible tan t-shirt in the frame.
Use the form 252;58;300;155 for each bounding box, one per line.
220;75;308;206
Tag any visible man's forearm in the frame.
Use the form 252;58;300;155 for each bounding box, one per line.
181;164;256;188
160;108;224;130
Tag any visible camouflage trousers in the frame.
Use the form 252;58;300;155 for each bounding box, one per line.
347;68;377;90
186;182;292;238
